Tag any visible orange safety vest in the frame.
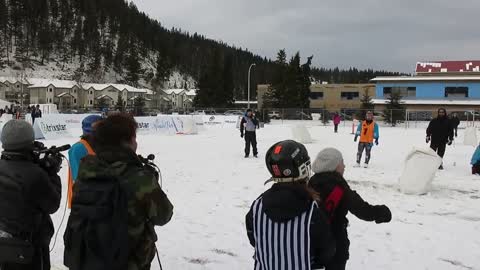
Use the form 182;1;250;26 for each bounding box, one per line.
359;120;375;143
67;139;95;208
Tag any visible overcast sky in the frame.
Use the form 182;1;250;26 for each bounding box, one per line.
131;0;480;73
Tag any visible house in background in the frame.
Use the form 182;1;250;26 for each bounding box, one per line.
28;79;80;110
162;89;197;111
0;77;30;104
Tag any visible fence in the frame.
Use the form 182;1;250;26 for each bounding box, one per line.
9;105;479;128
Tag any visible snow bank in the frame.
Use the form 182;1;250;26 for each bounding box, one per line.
291;125;312;144
463;127;478;147
398;147;442;195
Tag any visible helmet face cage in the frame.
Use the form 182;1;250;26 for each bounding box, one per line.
298;159;312;180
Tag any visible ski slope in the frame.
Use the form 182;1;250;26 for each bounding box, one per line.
9;122;479;270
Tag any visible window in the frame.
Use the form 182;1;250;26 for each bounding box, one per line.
74;89;77;94
341;92;360;100
73;98;77;104
16;84;20;88
445;87;468;98
383;87;416;97
49;98;52;103
89;91;93;95
89;100;93;105
49;88;53;93
111;101;115;105
309;92;324;100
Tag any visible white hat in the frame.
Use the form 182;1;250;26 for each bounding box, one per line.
312;147;343;174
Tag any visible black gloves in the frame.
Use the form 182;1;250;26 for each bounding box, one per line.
39;155;62;175
354;136;358;142
448;139;453;146
240;133;244;138
375;138;379;145
375;205;392;224
426;136;430;143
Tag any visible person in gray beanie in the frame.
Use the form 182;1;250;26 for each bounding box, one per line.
308;147;392;270
0;119;62;270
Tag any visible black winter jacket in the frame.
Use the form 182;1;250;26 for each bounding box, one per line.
427;117;454;145
246;182;336;268
308;172;391;261
0;154;61;269
450;117;460;129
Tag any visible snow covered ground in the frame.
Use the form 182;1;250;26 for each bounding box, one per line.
6;121;480;270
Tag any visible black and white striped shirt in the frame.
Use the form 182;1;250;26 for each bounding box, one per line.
251;198;317;270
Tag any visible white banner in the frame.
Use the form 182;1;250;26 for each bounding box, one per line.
135;116;186;135
33;116;72;140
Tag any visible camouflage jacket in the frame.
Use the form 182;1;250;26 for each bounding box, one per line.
77;145;173;270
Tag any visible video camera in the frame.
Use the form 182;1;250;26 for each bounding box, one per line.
33;141;71;158
138;154;163;187
32;142;71;174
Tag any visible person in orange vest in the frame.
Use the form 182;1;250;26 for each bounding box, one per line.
354;111;379;168
67;115;103;208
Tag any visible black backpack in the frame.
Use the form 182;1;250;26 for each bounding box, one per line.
63;174;129;270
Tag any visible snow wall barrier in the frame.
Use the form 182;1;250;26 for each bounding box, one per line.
398;147;443;195
464;127;478;147
291;125;312;144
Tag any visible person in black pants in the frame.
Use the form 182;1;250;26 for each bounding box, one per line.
427;108;454;170
450;113;460;137
240;109;259;158
308;147;391;270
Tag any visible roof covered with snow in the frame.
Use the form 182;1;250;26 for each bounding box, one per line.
185;89;197;96
372;98;480;106
371;76;480;82
163;89;186;95
27;78;78;89
416;61;480;74
21;79;154;94
0;76;28;84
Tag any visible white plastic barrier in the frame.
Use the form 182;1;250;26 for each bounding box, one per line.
464;127;478;147
0;114;13;137
179;117;198;135
291;125;312;144
398;147;442;195
33;116;72;140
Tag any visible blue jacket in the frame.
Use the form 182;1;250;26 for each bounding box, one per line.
68;142;89;182
471;146;480;165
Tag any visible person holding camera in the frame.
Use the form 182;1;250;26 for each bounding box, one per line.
64;114;173;270
0;120;62;270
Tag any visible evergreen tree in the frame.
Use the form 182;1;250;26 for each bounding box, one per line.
359;87;374;119
0;0;7;65
97;97;108;110
125;47;141;86
116;94;125;112
134;96;146;116
384;92;405;126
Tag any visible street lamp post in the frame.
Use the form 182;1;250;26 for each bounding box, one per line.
247;63;256;109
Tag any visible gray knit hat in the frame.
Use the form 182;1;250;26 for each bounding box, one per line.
312;147;343;173
1;120;35;151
